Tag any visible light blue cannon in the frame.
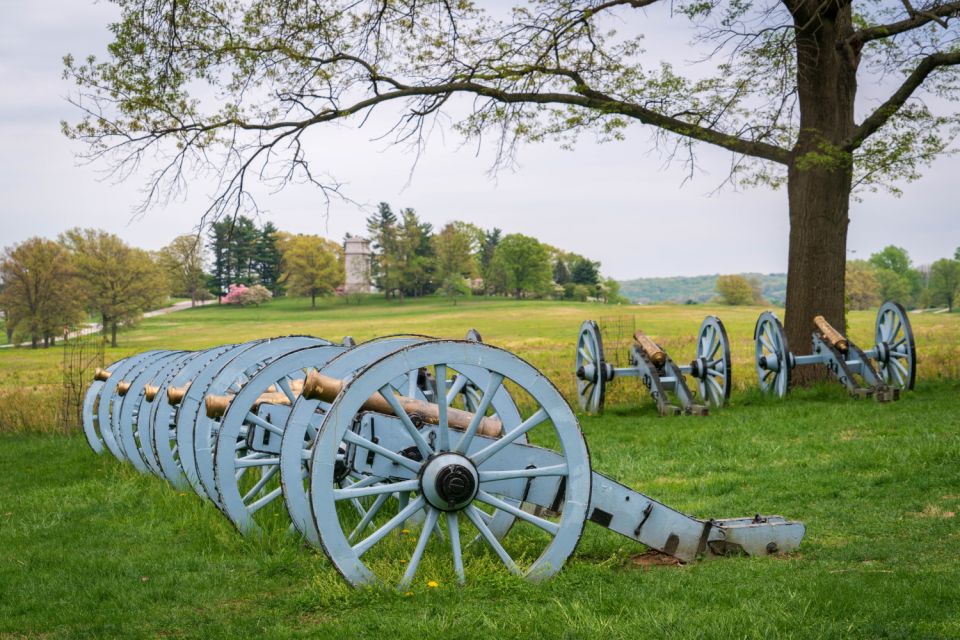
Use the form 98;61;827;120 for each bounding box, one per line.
754;301;916;400
80;331;485;536
298;339;804;587
82;334;804;589
574;317;732;416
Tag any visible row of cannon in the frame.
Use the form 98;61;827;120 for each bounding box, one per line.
575;301;916;415
83;332;805;588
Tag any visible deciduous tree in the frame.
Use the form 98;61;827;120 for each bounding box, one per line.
927;258;960;311
158;235;208;305
280;235;344;307
845;260;881;310
60;228;168;346
492;234;552;298
869;245;921;305
433;223;478;293
716;274;757;305
0;238;84;348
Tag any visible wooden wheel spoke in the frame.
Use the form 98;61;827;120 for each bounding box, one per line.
247;485;283;514
343;430;421;473
235;454;279;468
276;377;297;404
245;411;283;436
399;507;439;588
465;506;520;575
454;372;504;454
476;490;560;535
334;478;419;501
242;465;279;503
471;407;547;465
434;364;450;452
447;512;465;584
478;463;567;482
353;495;425;557
347;492;392;543
378;385;433;458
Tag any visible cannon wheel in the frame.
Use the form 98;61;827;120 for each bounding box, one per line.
82;358;131;455
150;344;239;489
309;340;591;588
875;301;916;391
575;320;606;414
190;336;330;507
694;316;732;407
213;344;346;534
98;351;171;461
135;354;193;479
116;351;188;473
755;312;791;398
279;335;524;546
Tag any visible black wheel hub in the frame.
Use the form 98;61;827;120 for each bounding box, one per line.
435;464;476;504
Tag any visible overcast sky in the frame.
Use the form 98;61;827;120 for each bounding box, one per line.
1;1;957;279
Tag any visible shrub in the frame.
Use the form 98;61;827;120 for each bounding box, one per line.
222;283;273;306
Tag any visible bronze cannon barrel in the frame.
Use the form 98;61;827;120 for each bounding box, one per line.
203;370;503;438
633;330;667;367
813;315;849;353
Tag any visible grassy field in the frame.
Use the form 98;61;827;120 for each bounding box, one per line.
1;297;959;638
1;295;959;431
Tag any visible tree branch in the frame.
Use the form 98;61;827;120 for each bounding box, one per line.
854;1;960;43
846;50;960;150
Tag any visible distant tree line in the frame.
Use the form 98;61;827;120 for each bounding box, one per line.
0;229;168;348
366;202;622;303
0;220;344;348
846;246;960;312
711;245;960;311
0;208;614;348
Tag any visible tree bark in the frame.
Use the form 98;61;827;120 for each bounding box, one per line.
111;322;118;348
311;291;316;308
784;1;858;385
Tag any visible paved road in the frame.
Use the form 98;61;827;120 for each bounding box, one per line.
0;299;215;349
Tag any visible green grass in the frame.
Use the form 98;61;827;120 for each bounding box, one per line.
1;383;959;639
1;296;960;637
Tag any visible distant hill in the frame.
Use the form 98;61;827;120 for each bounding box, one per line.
617;273;787;305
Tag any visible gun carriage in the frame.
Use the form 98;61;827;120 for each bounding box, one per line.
82;331;803;588
575;317;732;416
755;301;916;400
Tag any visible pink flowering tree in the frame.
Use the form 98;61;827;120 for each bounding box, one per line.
222;283;273;307
221;284;248;305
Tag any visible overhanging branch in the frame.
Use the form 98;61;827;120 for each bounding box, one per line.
853;1;960;43
194;73;791;165
846;50;960;150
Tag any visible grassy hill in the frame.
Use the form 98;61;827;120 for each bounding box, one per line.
618;273;787;305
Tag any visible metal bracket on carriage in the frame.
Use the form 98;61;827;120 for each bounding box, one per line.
812;316;899;403
350;412;804;564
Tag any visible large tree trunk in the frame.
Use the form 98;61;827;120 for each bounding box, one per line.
783;1;858;385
